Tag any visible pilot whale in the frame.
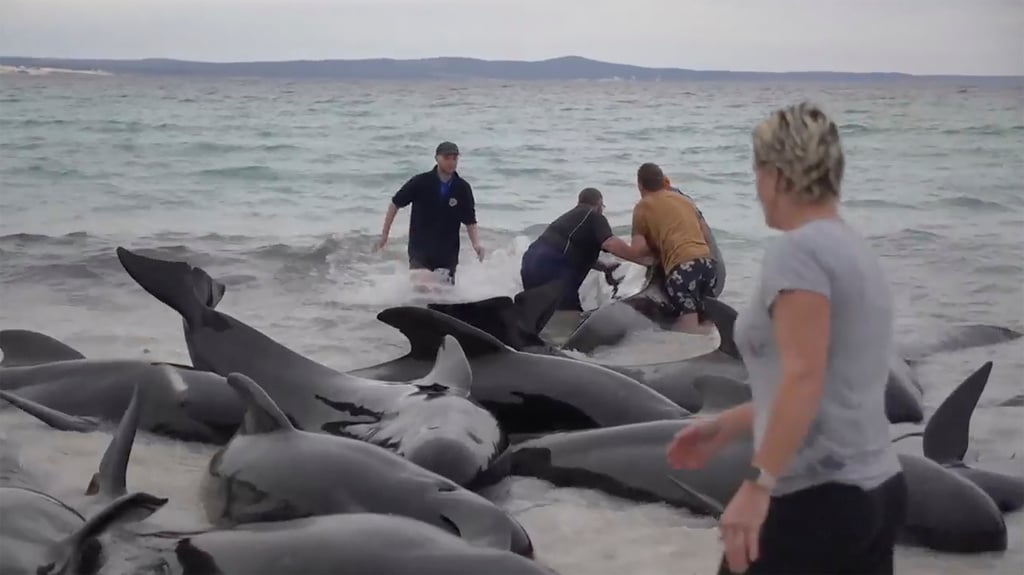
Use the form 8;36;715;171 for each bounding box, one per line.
425;281;925;424
153;513;557;575
1;384;169;575
479;361;1014;554
116;246;504;487
200;371;535;557
0;329;243;444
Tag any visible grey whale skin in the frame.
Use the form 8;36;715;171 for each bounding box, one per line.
154;513;557;575
199;371;535;558
115;245;505;487
1;384;168;575
424;279;926;424
478;361;1017;554
0;328;243;444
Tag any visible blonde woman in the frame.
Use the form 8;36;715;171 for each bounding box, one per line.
667;102;907;574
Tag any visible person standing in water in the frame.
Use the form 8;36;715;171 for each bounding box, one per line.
666;102;907;574
375;141;484;284
620;162;719;334
520;187;633;311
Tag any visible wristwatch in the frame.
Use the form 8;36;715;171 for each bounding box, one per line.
744;465;777;491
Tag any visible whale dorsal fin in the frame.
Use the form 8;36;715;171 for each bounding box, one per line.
414;335;472;396
226;372;296;434
703;298;740;359
85;383;142;499
0;390;101;432
427;296;519;347
0;329;86;367
922;361;993;463
42;492;167;575
377;306;509;360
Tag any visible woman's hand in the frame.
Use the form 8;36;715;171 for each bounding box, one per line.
666;416;734;470
719;481;771;573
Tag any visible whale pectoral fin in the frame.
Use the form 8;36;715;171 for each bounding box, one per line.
225;372;296;434
0;390;101;432
922;361;993;464
666;475;725;518
44;491;168;575
416;335;473;396
703;298;740;360
435;491;512;551
86;382;143;499
0;329;86;367
377;306;509;360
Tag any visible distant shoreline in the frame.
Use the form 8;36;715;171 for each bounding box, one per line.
0;64;112;77
0;56;1019;85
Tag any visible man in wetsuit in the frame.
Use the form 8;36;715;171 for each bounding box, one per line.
520;187;638;311
375;141;484;284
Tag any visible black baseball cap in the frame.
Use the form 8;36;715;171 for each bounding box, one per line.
435;141;460;156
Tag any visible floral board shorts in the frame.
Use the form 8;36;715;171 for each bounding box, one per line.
664;257;718;316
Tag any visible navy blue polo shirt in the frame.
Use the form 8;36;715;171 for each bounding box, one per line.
391;166;477;267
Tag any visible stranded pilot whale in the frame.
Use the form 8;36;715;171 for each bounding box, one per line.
1;384;169;575
200;371;535;557
479;361;1014;554
425;281;925;424
0;329;243;444
152;513;557;575
119;246;693;439
116;245;503;487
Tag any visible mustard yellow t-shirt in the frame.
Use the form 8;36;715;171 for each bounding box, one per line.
631;190;710;272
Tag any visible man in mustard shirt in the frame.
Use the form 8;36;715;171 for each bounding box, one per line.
625;162;719;334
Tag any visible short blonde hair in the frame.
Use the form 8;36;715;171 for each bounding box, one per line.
752;101;845;203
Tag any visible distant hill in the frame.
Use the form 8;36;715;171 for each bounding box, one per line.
0;55;1019;85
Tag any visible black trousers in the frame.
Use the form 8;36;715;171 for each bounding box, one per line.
717;473;908;575
409;254;457;284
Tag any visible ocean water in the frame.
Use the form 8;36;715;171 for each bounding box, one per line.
1;73;1023;574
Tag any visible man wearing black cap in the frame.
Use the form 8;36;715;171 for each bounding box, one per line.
375;141;484;284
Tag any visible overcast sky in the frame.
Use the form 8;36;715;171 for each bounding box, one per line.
1;0;1021;75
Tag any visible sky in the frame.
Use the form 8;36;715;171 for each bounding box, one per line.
1;0;1022;76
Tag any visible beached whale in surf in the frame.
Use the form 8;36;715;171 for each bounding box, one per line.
346;303;690;438
118;245;692;440
425;281;926;424
152;513;556;575
116;246;504;487
478;361;1015;553
199;372;535;557
0;329;243;444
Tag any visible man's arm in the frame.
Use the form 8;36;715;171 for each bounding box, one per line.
460;182;484;260
375;177;416;250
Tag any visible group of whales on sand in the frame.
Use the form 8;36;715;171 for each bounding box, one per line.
0;245;1021;573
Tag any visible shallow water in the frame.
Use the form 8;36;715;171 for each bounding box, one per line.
1;74;1022;574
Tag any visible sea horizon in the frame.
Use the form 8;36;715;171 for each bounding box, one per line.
1;54;1021;84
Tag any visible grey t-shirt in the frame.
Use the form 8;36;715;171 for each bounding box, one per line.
734;218;902;496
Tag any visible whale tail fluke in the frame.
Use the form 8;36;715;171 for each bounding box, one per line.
115;246;227;332
45;491;168;575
